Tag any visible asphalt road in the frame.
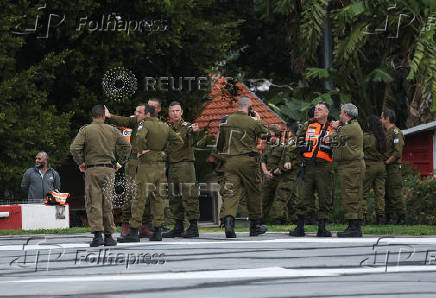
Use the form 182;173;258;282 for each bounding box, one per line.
1;231;436;297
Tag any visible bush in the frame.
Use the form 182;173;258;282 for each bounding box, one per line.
403;166;436;225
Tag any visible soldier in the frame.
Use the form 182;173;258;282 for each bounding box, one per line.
118;105;183;242
260;124;284;224
163;101;201;238
105;102;152;238
331;104;365;237
290;102;334;237
381;108;405;225
274;121;300;224
216;96;269;238
70;104;131;247
362;115;387;225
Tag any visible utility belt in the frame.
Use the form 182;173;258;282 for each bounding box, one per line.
86;163;114;169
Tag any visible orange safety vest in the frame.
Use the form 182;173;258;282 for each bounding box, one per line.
119;127;132;143
302;121;333;162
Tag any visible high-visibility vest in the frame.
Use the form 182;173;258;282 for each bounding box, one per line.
119;127;132;143
302;122;333;162
45;191;70;206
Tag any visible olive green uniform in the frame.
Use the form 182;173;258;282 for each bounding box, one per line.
70;121;131;234
273;136;299;222
363;132;386;216
167;119;199;221
260;142;283;221
217;111;269;220
331;120;365;220
384;125;405;217
106;115;151;224
296;121;334;220
130;117;183;228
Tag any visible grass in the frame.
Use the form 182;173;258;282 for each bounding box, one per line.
1;225;436;236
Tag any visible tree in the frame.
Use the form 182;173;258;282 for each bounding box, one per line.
0;0;241;200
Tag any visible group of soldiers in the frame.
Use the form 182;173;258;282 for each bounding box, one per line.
70;95;405;246
70;99;201;246
245;102;404;238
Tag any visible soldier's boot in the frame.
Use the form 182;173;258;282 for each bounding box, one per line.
120;223;129;237
219;218;225;228
182;220;199;238
162;220;184;238
104;234;117;246
90;231;104;247
224;215;236;238
316;219;332;237
150;227;162;241
376;215;383;225
385;214;393;225
139;223;153;238
289;217;305;237
337;220;362;238
249;219;267;237
117;227;140;243
396;214;406;226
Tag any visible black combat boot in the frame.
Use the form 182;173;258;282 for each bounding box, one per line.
139;223;152;238
90;231;104;247
396;214;406;226
249;219;267;236
182;220;199;238
385;214;393;225
150;227;162;241
376;215;383;225
289;216;305;237
224;215;236;238
104;234;117;246
117;227;140;243
316;219;332;237
162;220;184;238
337;219;362;238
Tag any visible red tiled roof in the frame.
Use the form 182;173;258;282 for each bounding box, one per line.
194;77;286;136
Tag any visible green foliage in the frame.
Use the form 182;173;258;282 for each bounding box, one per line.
0;0;241;200
403;168;436;225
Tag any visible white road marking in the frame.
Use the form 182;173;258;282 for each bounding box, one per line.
0;237;436;252
6;265;436;283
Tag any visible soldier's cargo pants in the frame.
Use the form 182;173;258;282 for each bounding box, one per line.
130;161;166;228
221;155;262;220
261;178;279;222
84;167;116;234
385;163;405;217
168;161;199;221
363;160;386;216
272;173;298;222
121;159;151;224
338;160;365;220
296;160;333;220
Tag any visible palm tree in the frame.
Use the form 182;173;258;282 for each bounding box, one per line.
263;0;435;127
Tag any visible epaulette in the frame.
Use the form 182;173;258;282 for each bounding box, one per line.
79;124;88;131
393;128;400;134
182;121;191;127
